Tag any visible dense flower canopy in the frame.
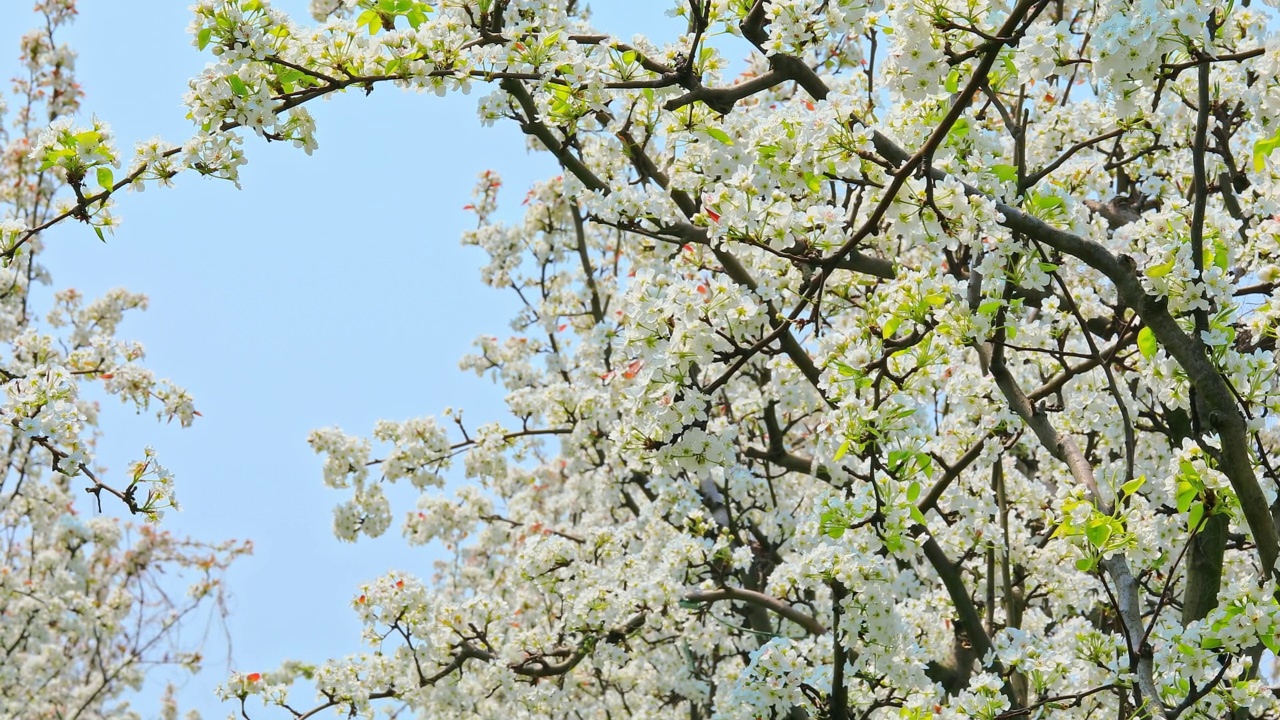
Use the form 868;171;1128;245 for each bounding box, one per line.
12;0;1280;718
197;0;1280;717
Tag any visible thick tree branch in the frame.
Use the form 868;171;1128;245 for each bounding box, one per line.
684;587;828;636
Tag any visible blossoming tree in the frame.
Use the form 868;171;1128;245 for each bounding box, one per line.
0;3;248;718
31;0;1280;716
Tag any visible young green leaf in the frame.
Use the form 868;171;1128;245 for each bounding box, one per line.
991;164;1018;183
1254;132;1280;173
705;127;732;145
944;69;960;94
1145;259;1175;278
227;75;249;97
1137;326;1158;359
1187;501;1205;531
1120;476;1146;497
1084;518;1112;548
977;299;1003;315
909;506;927;525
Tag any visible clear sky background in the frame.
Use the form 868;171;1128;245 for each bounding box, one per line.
0;2;688;717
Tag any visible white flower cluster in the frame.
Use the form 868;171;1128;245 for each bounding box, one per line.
0;6;248;720
111;0;1280;717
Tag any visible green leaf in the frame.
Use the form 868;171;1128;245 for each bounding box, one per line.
227;75;249;97
677;599;701;610
1254;133;1280;173
882;315;902;339
909;505;927;525
1038;261;1059;273
888;449;909;473
1137;326;1158;359
833;439;851;462
821;508;845;538
1187;501;1205;530
1176;482;1198;514
944;69;960;94
1032;194;1064;211
803;171;823;193
197;27;214;51
835;362;856;377
94;226;106;243
1263;632;1280;655
1213;240;1229;272
1121;475;1146;497
916;453;933;478
356;9;380;33
977;299;1003;315
96;166;114;190
705;127;732;145
1085;518;1112;548
622;50;637;65
277;69;304;88
1075;556;1095;572
991;164;1018;183
1145;259;1175;278
906;481;921;503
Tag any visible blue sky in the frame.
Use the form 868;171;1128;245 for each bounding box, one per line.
0;1;684;717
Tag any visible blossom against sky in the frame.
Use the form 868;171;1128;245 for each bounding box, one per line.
1;1;677;715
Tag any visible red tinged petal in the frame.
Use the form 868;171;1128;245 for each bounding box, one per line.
623;359;644;379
